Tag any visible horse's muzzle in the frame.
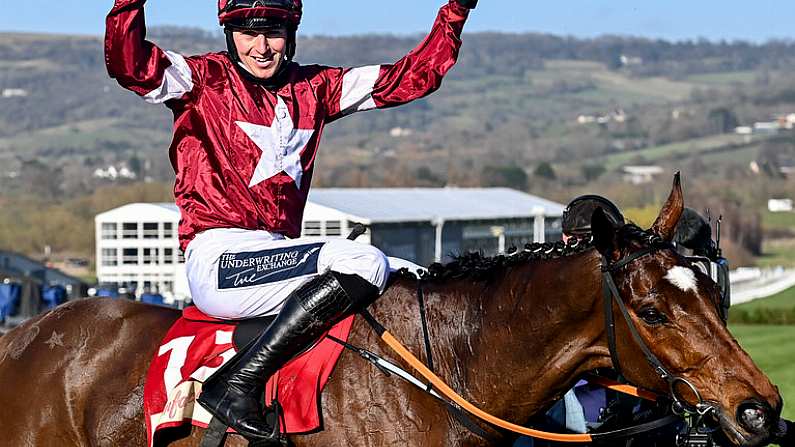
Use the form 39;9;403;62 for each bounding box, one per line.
737;400;771;434
722;399;781;447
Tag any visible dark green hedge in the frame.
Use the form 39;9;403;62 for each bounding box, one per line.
729;307;795;325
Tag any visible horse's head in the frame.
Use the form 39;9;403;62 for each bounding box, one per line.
591;174;782;447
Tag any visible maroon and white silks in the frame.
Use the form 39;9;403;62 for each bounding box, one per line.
105;0;470;251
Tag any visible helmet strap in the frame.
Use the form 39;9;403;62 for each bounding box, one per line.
224;26;296;90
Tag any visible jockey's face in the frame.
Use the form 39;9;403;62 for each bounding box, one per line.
233;28;288;80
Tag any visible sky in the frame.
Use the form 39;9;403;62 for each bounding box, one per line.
2;1;795;43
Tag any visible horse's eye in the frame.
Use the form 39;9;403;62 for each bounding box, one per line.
638;308;667;325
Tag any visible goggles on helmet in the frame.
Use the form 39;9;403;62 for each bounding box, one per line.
218;0;302;28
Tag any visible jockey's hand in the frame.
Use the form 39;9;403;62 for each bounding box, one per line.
774;419;795;446
454;0;478;9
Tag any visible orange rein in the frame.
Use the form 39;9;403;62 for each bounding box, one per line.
377;330;661;443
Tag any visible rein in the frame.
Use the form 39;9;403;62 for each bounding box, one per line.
353;242;706;443
358;310;680;443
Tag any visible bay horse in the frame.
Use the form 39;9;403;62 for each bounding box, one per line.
0;177;783;447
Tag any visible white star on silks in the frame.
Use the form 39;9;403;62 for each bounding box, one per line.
236;96;315;189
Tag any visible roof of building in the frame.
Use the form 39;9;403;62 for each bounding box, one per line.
0;250;84;285
95;203;180;222
96;189;564;226
306;188;565;224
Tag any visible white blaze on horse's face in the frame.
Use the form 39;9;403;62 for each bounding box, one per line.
665;266;698;293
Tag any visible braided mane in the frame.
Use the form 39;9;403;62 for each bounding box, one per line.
392;236;594;283
391;223;662;283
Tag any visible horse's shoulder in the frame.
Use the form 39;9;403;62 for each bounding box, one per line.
382;275;420;304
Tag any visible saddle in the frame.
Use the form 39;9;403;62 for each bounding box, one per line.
181;307;276;352
142;306;355;447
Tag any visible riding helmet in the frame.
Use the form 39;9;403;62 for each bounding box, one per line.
219;0;302;85
562;195;625;236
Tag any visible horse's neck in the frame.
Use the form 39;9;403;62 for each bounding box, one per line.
431;249;606;420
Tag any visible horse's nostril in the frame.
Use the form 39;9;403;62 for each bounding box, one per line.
737;402;769;433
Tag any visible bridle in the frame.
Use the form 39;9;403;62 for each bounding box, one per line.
601;237;717;420
309;227;718;445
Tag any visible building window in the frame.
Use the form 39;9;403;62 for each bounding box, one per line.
304;221;322;236
163;222;174;239
143;248;160;265
101;223;118;240
122;248;139;265
178;251;186;264
163;248;174;265
143;223;159;239
325;221;342;236
101;248;118;266
122;223;138;239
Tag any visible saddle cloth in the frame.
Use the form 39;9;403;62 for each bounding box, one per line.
143;306;355;447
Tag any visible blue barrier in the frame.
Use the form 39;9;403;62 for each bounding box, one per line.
96;288;119;298
42;285;67;310
0;283;22;321
141;293;165;306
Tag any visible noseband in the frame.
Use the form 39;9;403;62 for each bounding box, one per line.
601;241;716;419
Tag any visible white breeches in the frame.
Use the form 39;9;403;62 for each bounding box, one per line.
186;228;389;319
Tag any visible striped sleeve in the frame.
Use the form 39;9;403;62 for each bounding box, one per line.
323;1;469;123
104;0;200;105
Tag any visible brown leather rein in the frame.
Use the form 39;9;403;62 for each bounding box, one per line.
356;245;700;443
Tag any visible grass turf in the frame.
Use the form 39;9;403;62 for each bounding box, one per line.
731;325;795;420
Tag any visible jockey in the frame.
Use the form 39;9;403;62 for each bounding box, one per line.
105;0;478;442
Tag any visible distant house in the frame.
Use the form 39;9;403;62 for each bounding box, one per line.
1;88;28;98
93;165;137;180
576;109;626;126
769;199;793;213
735;126;753;135
622;166;665;185
783;114;795;129
753;122;780;135
389;127;413;138
620;55;643;66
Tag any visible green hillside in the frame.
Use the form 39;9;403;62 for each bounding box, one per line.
2;29;795;261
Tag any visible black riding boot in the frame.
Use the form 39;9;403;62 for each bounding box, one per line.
197;271;379;442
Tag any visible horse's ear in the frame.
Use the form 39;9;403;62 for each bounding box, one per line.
650;172;685;242
592;207;621;261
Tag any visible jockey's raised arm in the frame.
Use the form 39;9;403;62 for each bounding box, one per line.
103;0;478;444
323;1;472;122
105;0;200;105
